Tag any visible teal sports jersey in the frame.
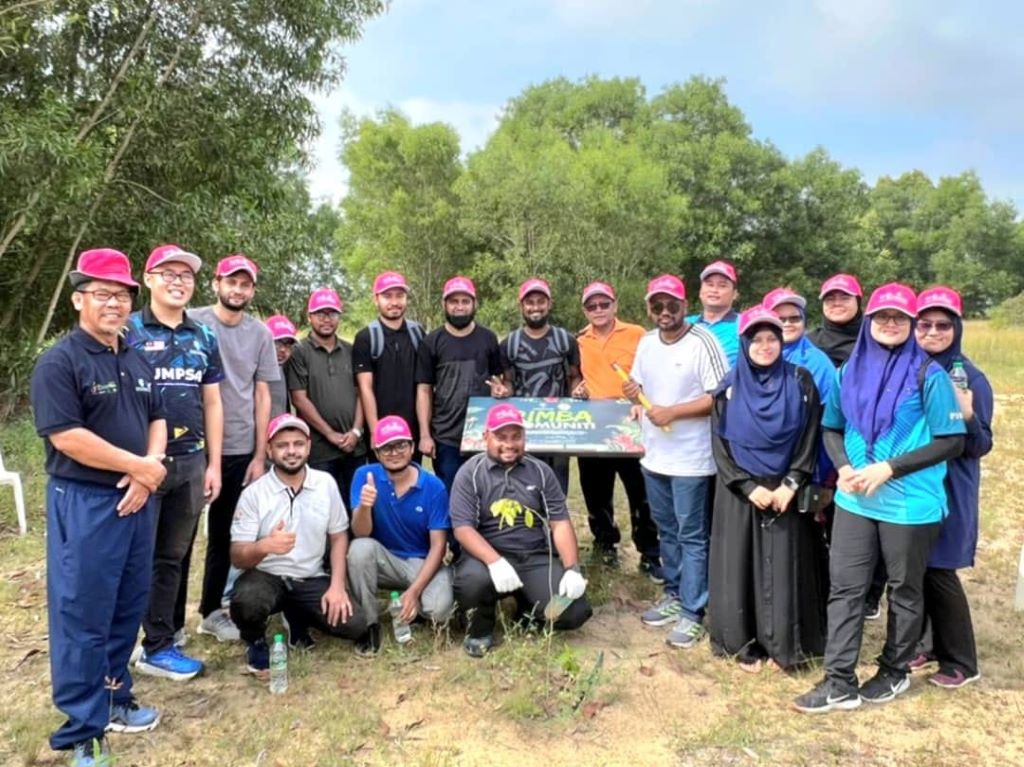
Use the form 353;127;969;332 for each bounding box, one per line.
824;365;966;525
686;310;739;366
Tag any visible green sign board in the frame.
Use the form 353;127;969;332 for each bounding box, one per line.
460;397;644;456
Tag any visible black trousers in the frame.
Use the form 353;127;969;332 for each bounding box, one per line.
577;456;660;560
199;453;251;617
917;567;978;676
310;453;367;507
229;569;367;645
824;507;940;686
142;452;206;653
453;551;592;638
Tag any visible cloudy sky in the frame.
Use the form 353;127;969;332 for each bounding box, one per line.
308;0;1023;211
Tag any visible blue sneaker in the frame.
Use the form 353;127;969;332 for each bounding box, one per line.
105;700;160;733
246;638;269;676
71;737;110;766
135;646;204;681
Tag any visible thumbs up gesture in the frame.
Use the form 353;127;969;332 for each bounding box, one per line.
262;519;297;555
359;472;378;509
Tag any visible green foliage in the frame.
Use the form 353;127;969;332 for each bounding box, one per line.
990;292;1024;328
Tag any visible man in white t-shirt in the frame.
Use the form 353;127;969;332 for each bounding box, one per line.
623;274;729;650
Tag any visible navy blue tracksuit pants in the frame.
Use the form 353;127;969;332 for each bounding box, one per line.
46;479;155;750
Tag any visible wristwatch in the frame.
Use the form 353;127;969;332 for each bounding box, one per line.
782;475;801;492
351;427;363;439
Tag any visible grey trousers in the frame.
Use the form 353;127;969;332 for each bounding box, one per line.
347;537;454;625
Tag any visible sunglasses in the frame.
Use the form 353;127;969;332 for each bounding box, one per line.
777;314;803;324
584;300;613;312
649;299;683;315
917;320;954;333
871;311;911;326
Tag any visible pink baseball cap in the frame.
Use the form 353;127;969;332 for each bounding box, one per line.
69;248;139;290
865;283;917;317
373;415;414;448
485;403;525;432
443;275;477;300
700;260;738;284
267;413;310;441
762;287;807;311
518;278;552;302
738;305;783;336
819;273;862;299
373;271;409;295
215;254;259;282
645;274;686;302
916;286;962;317
308;287;343;314
145;244;201;274
581;281;616;305
266;314;297;342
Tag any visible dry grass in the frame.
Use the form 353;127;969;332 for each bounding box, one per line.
0;322;1022;766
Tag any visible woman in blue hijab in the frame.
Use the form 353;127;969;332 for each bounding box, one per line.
708;306;825;671
794;283;966;715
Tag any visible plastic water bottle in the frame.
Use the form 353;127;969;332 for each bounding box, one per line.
269;633;287;694
950;361;968;391
389;591;412;644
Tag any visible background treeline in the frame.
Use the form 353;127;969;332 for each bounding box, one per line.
2;3;1022;418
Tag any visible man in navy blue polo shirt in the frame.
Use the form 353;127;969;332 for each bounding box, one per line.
347;416;453;655
125;244;224;681
31;248;168;767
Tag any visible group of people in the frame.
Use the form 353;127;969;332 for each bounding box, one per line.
30;245;991;766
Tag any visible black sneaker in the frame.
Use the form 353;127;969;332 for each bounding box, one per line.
246;638;269;676
792;678;862;714
860;669;910;704
639;556;666;585
282;614;316;651
864;600;881;620
590;546;620;569
355;624;381;658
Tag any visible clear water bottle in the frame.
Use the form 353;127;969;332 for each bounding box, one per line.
950;361;969;391
389;591;412;644
269;633;287;694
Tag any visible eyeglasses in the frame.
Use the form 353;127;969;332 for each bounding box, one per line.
584;300;613;312
917;319;954;333
77;288;133;304
148;269;195;285
378;441;412;456
311;311;340;320
871;311;911;326
777;315;803;325
649;300;682;315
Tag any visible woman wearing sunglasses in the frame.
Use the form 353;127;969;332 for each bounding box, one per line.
909;286;993;689
793;283;966;713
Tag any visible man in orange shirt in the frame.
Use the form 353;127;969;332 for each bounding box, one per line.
574;281;662;581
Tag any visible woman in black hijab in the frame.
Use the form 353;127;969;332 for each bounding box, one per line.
808;273;864;367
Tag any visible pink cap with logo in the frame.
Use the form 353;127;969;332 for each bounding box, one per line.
267;413;310;441
916;286;962;317
738;305;783;336
865;283;917;317
373;271;409;294
762;287;807;311
442;275;477;299
485;403;525;432
308;287;343;314
69;248;140;290
518;277;552;302
645;274;686;302
374;415;414;448
215;254;259;282
145;244;202;274
265;315;297;341
819;273;862;299
700;260;738;284
581;281;616;304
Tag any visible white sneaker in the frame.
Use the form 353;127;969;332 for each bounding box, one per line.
197;608;240;642
173;628;187;648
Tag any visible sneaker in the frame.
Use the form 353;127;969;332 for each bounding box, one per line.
639;557;666;585
929;667;981;689
71;737;111;767
246;638;269;676
908;652;935;672
354;624;381;658
666;616;706;649
641;594;683;627
859;669;911;704
197;608;240;642
864;601;882;621
792;678;862;714
173;628;187;648
281;613;316;651
591;546;620;569
105;700;161;733
463;634;495;658
135;646;204;682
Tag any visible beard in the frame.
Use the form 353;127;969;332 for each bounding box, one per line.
273;460;306;476
523;314;548;330
217;293;249;312
445;311;475;329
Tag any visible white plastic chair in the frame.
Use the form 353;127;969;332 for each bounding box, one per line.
0;446;27;535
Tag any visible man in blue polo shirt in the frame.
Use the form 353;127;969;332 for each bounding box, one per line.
686;260;740;366
125;244;224;681
31;249;167;767
347;416;452;655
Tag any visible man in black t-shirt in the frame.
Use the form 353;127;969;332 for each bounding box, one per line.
415;275;507;491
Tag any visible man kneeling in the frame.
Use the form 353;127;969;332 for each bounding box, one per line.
452;404;592;657
347;416;454;655
230;414;366;675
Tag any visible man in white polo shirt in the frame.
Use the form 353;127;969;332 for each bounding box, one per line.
229;414;367;676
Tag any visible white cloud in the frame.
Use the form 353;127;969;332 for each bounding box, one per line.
397;97;501;153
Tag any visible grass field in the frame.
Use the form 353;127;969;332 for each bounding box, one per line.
1;321;1022;766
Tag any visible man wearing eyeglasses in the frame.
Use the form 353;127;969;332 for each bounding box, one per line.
346;416;453;656
124;244;225;682
31;249;168;765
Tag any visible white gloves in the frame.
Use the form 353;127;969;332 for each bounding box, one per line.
487;557;524;593
558;568;587;600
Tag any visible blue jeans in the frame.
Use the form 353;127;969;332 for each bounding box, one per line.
642;469;712;622
432;442;468;493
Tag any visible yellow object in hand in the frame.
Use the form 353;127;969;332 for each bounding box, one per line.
611;362;671;432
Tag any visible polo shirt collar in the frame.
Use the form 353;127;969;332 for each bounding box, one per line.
268;466;315;493
380;462;427;492
141;304;198;331
698;309;738;326
308;332;340;352
581;317;623;340
483;454;524;472
70;326;126;355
